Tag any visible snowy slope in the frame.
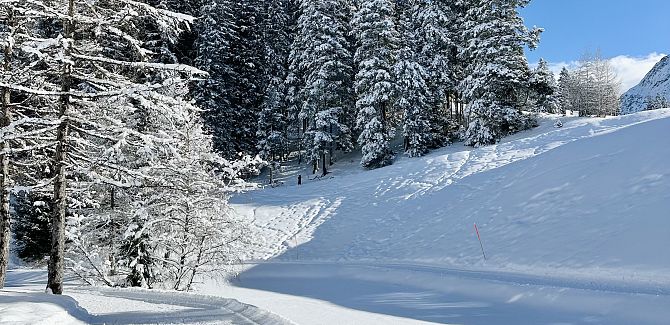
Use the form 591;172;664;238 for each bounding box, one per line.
237;109;670;280
206;110;670;324
4;110;670;325
620;55;670;114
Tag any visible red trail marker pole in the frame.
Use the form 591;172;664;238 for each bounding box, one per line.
474;223;487;261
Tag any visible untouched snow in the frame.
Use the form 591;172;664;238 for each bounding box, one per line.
207;109;670;324
620;55;670;114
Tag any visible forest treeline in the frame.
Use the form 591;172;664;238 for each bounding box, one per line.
0;0;621;293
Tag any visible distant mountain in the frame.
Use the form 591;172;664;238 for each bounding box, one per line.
620;55;670;115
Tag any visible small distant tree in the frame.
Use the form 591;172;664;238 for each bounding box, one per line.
529;59;560;113
557;67;574;114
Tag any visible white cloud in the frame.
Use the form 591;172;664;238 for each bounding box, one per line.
609;53;666;93
545;61;578;76
537;53;666;94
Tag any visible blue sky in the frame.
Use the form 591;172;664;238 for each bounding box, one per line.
521;0;669;91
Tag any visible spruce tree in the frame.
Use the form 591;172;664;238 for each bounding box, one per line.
257;0;294;181
557;67;573;114
11;192;52;264
196;0;266;158
460;0;541;147
414;0;460;147
295;0;355;175
395;3;432;157
530;59;560;113
353;0;400;168
194;0;236;155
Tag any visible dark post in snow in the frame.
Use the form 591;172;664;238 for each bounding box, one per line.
47;0;74;295
0;8;14;289
297;175;302;185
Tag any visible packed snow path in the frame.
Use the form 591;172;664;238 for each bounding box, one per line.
0;269;291;325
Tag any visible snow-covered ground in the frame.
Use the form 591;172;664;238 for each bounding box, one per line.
3;109;670;324
0;268;291;324
204;109;670;324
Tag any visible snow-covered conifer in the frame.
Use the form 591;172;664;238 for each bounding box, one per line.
3;0;208;293
257;0;294;182
530;59;560;113
353;0;400;168
395;6;432;157
460;0;542;147
557;67;573;114
294;0;355;175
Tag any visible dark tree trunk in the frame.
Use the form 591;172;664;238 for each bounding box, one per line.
0;13;14;288
321;152;327;176
48;0;74;295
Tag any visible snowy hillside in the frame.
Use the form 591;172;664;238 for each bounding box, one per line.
203;109;670;324
3;110;670;325
237;109;670;278
620;55;670;114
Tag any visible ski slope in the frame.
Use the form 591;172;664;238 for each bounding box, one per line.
212;109;670;324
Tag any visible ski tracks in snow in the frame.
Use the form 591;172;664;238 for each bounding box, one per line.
0;269;293;325
241;197;343;260
66;286;292;325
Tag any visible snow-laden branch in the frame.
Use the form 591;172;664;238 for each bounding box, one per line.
120;0;196;26
0;80;193;99
70;54;208;77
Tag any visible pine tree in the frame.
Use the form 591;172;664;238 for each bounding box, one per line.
460;0;542;147
294;0;355;175
530;59;560;113
557;67;573;114
353;0;400;168
395;3;432;157
257;0;293;182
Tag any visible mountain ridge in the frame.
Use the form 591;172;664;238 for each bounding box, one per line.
620;55;670;114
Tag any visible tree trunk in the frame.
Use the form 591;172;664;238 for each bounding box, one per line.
47;0;74;295
185;236;207;292
321;151;327;176
0;18;13;288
